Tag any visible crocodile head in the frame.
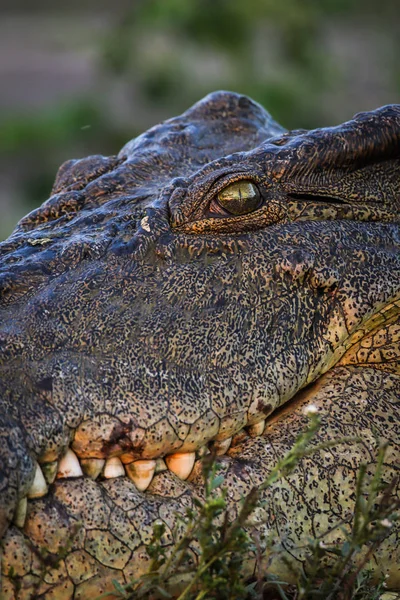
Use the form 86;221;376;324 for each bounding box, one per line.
0;92;399;598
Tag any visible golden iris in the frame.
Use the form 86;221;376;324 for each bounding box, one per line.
217;181;261;216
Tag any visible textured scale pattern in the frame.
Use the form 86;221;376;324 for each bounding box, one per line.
0;91;399;598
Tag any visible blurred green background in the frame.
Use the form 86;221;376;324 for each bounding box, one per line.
0;0;399;240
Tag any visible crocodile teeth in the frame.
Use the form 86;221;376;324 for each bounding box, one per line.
246;419;265;438
57;449;83;479
211;437;232;456
165;452;195;480
155;458;167;474
103;456;125;479
81;458;105;480
13;497;28;528
41;461;58;485
27;463;48;498
125;459;156;491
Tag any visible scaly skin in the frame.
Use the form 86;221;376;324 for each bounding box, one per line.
0;92;399;598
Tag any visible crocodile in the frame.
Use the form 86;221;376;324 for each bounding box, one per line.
0;91;399;598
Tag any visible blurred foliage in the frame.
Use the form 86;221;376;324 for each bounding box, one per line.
1;102;101;154
101;0;336;128
0;0;399;239
99;0;397;126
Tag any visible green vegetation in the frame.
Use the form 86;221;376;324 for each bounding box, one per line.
98;414;398;600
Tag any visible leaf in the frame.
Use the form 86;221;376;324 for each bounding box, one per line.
340;541;351;557
111;579;128;598
193;497;204;509
210;475;225;491
155;585;173;598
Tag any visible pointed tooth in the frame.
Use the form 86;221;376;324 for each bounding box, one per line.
103;456;125;479
125;459;156;491
81;458;105;480
27;463;48;498
41;461;58;485
165;452;195;480
211;437;232;456
56;449;83;479
155;458;167;474
13;497;28;528
247;420;265;438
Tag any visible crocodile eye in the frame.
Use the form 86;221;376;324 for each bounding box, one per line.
217;181;261;216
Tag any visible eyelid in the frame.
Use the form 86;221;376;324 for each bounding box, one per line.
208;172;261;197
